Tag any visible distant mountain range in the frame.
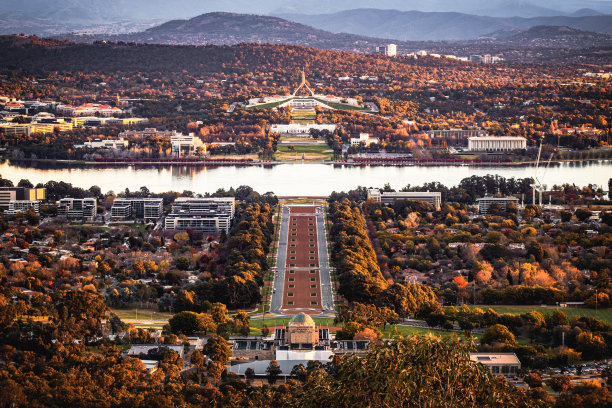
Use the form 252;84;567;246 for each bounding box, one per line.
490;25;612;48
121;13;403;50
278;9;612;41
1;0;611;36
56;13;610;56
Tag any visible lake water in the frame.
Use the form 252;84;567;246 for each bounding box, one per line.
0;160;610;196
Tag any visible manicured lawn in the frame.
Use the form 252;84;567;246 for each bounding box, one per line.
250;317;338;328
246;100;285;110
314;98;370;112
275;143;333;160
465;305;612;325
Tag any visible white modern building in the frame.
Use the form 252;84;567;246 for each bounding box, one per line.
470;353;521;377
367;189;442;210
170;197;235;218
58;198;97;221
376;43;397;57
111;198;163;221
76;138;129;149
350;133;379;146
119;128;178;140
427;129;487;139
468;136;527;152
476;197;519;214
56;103;123;117
171;133;204;157
270;124;337;135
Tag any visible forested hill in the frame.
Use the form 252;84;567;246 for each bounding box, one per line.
0;36;434;75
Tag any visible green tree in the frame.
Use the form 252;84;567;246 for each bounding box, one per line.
168;311;216;335
524;372;543;388
203;335;231;363
546;375;571;393
175;257;189;271
211;302;229;324
266;360;282;384
283;336;545;407
480;324;517;346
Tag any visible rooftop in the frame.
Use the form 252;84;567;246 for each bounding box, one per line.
289;312;315;326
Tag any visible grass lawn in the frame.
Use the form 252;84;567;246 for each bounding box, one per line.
246;100;285;110
465;305;612;325
251;317;338;328
111;308;173;322
314;98;370;112
275;143;333;161
382;325;479;340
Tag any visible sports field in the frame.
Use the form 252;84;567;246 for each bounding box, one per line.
465;305;612;324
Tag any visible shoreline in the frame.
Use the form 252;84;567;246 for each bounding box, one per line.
3;157;611;168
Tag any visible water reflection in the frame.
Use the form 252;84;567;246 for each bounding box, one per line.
0;160;609;196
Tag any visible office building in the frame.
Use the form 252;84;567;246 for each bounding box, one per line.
75;138;129;149
468;136;527;152
118;128;178;140
171;133;204;157
0;187;46;209
426;129;487;139
56;103;123;117
367;189;442;210
376;44;397;57
470;353;521;377
111;198;163;221
58;198;97;221
476;197;519;214
350;133;379;146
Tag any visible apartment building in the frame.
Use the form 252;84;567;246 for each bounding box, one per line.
111;198;163;221
165;197;235;233
476;197;519;214
5;200;40;215
367;189;442;210
58;198;98;221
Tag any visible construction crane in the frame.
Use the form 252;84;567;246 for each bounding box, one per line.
531;136;555;207
531;136;544;206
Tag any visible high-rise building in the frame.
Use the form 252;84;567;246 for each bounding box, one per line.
376;44;397;57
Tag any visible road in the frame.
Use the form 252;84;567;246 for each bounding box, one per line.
269;206;289;313
316;205;334;312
